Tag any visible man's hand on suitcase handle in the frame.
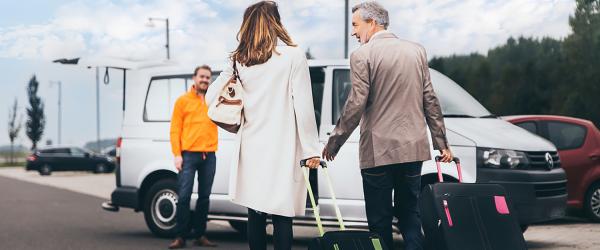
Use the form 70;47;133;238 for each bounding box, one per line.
301;158;327;169
438;149;454;163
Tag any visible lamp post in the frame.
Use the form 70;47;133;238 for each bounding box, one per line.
49;81;62;145
146;17;170;60
344;0;349;59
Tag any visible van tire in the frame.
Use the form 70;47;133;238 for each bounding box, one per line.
143;178;180;238
39;164;52;176
229;220;247;235
584;182;600;222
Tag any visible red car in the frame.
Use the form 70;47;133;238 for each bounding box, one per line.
504;115;600;221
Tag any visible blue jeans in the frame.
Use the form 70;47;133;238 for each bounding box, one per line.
361;162;424;250
175;151;216;238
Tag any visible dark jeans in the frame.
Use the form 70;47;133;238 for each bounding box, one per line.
361;161;424;250
175;151;216;238
247;208;293;250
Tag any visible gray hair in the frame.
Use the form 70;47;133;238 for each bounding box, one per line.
352;1;389;29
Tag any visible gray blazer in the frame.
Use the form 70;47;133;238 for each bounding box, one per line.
325;32;449;169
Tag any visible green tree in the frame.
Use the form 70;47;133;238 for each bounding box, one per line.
8;98;22;164
562;0;600;125
26;75;45;150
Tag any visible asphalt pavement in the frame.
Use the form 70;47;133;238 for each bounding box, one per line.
0;175;310;250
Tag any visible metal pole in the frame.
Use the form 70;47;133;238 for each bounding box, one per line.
58;81;62;145
166;18;170;60
96;67;101;152
344;0;349;59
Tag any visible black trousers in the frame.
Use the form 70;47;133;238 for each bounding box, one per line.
247;208;293;250
361;161;425;250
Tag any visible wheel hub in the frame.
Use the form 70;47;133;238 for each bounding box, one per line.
151;190;178;229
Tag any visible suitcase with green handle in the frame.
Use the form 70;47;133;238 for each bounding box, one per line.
300;160;388;250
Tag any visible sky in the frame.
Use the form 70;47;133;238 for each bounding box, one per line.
0;0;576;149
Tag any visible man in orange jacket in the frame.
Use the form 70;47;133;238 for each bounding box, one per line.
168;65;219;249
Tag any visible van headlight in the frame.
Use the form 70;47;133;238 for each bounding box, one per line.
476;148;529;169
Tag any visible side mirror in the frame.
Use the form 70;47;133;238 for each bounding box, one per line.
84;152;90;158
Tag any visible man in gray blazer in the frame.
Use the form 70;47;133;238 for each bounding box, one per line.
322;2;453;249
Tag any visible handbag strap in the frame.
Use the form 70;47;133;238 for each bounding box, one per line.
232;60;243;85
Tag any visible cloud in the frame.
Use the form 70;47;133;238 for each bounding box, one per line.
0;0;577;64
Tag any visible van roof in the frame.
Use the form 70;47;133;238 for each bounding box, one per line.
72;57;349;71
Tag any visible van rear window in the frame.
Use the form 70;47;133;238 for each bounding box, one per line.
144;77;189;122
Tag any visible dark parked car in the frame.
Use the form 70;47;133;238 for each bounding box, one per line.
26;147;116;175
504;115;600;221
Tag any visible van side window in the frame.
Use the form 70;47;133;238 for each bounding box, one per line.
144;77;188;122
546;121;587;150
516;122;538;134
309;67;325;129
332;69;351;124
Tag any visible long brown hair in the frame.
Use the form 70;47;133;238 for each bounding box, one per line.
231;1;296;67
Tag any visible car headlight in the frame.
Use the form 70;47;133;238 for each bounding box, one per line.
476;148;529;169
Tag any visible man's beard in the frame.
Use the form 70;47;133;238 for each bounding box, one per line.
196;83;209;94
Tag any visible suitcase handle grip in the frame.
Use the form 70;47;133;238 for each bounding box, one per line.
434;156;463;183
300;159;327;168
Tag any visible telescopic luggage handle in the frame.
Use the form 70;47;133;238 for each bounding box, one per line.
300;160;345;237
434;156;463;183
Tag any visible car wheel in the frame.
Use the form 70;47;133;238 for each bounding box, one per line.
39;164;52;176
143;179;180;238
229;220;247;235
94;163;108;173
584;182;600;222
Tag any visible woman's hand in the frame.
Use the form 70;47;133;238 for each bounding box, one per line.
305;157;321;169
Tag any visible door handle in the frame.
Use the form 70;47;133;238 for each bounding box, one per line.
590;154;600;161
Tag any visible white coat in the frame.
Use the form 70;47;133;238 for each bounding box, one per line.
206;44;321;217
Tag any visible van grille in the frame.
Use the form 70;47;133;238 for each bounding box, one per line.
535;181;567;197
523;151;561;171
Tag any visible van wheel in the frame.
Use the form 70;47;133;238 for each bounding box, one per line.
229;220;247;235
584;182;600;222
143;179;180;238
39;164;52;176
94;163;108;173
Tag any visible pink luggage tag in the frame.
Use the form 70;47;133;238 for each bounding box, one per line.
494;196;510;215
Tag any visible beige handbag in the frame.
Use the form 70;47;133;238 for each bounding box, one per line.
208;61;244;133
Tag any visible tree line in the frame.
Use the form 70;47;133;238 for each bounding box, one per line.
429;0;599;127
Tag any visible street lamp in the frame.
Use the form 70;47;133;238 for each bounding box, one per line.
146;17;170;60
344;0;349;59
49;81;62;145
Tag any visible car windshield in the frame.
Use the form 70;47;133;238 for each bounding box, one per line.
430;70;493;118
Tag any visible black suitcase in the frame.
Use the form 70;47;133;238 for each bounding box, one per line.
300;160;388;250
419;156;528;250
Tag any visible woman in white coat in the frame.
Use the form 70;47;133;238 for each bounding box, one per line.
205;1;321;249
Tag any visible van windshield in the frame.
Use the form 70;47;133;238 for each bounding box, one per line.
430;69;492;118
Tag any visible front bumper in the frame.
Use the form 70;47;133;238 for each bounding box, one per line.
477;167;568;225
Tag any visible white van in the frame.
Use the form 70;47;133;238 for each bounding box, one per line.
100;59;567;237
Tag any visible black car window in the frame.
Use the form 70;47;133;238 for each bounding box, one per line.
546;121;587;150
516;122;538;134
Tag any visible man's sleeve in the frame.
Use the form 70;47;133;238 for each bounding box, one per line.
325;52;370;154
170;98;184;156
421;47;449;150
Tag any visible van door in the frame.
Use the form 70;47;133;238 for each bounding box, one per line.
317;66;366;219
